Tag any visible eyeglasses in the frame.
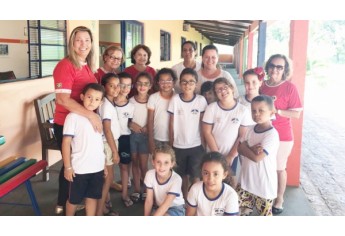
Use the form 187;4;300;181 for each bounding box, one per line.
268;63;284;71
119;83;132;89
159;80;173;85
108;55;122;62
180;80;196;86
215;85;230;94
136;82;151;87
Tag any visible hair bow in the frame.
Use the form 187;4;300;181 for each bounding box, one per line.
253;67;265;81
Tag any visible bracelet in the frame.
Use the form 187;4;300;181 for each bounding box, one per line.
277;109;282;115
65;166;73;170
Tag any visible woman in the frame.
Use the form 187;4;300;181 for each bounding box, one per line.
94;45;124;83
196;44;238;97
260;54;303;215
53;26;101;215
172;41;201;93
124;44;156;97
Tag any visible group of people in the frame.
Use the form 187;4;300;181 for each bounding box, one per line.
52;25;302;216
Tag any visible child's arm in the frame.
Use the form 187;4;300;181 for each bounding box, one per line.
129;121;143;133
186;205;197;216
202;123;219;152
168;114;174;147
200;113;206;148
238;141;266;163
62;136;75;182
276;109;301;119
226;126;247;166
144;188;154;216
147;109;155;154
153;194;176;216
103;120;119;164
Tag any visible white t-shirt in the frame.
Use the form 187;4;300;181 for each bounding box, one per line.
196;69;239;98
129;96;148;128
147;92;174;142
144;169;185;207
172;61;202;94
63;113;105;174
168;93;207;148
239;125;279;199
202;101;252;155
238;95;256;126
187;181;239;216
115;101;134;136
98;97;121;140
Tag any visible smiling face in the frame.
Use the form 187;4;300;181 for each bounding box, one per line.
119;77;132;97
104;49;123;70
158;73;174;93
136;76;151;95
80;88;103;111
202;161;227;192
153;152;174;179
244;74;262;97
134;48;148;66
180;73;197;95
73;31;92;61
182;43;196;61
202;49;218;70
214;82;234;101
268;57;285;83
104;77;120;100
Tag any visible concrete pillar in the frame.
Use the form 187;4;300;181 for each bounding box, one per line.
247;30;254;69
287;20;308;186
257;21;267;67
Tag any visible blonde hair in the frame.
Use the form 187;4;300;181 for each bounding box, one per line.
102;45;125;64
67;26;95;71
153;143;176;163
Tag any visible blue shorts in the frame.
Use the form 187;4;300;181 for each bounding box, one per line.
68;170;104;204
130;132;149;154
153;205;185;216
230;156;239;176
118;135;131;164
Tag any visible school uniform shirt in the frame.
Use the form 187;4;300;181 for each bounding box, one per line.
53;58;97;126
167;93;207;148
124;65;156;98
202;101;252;156
98;97;121;140
144;169;185;207
238;95;256;126
187;181;239;216
147;91;175;142
196;69;239;98
172;61;202;94
115;101;134;136
129;96;148;128
260;80;303;141
63;113;105;174
239;125;279;199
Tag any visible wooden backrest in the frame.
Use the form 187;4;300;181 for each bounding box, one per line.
34;93;58;149
0;71;16;80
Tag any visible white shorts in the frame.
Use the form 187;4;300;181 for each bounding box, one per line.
276;141;294;171
104;140;119;166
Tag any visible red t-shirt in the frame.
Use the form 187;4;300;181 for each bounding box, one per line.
260;80;302;141
124;65;157;98
53;58;97;125
94;68;106;84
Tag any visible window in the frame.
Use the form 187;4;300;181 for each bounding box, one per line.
181;37;186;58
28;20;67;78
160;30;171;61
121;21;143;68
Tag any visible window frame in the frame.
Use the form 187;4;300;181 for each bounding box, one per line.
160;30;171;61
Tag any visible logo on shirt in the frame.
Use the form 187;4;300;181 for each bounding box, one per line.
56;82;62;88
231;118;239;124
214;208;224;216
191;109;199;115
122;112;130;118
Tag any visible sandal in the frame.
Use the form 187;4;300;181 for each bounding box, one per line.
141;192;147;201
104;208;120;216
130;192;141;203
122;198;133;207
105;200;112;210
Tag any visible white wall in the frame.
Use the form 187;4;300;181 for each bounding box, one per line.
0;20;29;78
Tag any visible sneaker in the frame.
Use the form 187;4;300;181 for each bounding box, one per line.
110;182;123;192
76;204;85;212
55;205;64;215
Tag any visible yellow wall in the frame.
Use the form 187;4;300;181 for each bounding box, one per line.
140;20;210;69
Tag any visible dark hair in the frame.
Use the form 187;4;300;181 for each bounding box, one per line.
200;81;214;95
264;54;293;81
101;72;119;87
252;95;274;110
180;67;198;82
201;44;218;57
182;40;197;52
154;68;177;86
213;77;234;94
200;152;228;173
130;44;152;65
117;71;132;81
82;83;105;99
135;71;153;87
243;69;260;81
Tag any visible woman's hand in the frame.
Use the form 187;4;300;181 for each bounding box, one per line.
88;111;103;133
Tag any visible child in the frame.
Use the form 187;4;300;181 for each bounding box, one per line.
144;143;185;216
237;95;279;216
186;152;239;216
147;68;177;154
129;72;152;202
238;67;265;125
202;77;252;188
62;83;106;216
114;72;135;207
168;68;207;200
97;73;121;216
200;81;216;104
